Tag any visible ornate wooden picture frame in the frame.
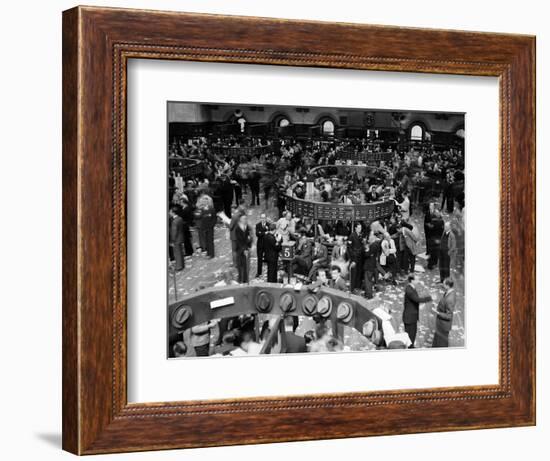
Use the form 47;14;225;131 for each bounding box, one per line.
62;5;535;455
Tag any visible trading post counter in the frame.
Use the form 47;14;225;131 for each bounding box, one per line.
285;195;395;222
168;283;386;355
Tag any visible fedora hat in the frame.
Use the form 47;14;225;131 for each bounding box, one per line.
301;294;318;316
255;290;274;313
317;296;333;318
279;292;296;313
336;301;353;323
171;304;193;330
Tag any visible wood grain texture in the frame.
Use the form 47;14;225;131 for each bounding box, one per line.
61;6;80;454
62;5;536;455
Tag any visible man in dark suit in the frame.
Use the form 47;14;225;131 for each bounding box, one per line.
363;241;378;299
173;199;194;256
263;223;281;283
369;232;384;282
403;273;432;348
282;316;307;353
255;213;269;277
229;206;245;267
427;209;444;270
169;207;185;271
348;223;365;292
218;175;234;219
424;202;435;266
249;169;261;206
235;214;253;283
292;231;313;276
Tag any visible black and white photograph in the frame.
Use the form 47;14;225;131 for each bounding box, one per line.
167;102;465;358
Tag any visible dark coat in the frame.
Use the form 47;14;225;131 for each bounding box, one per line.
178;203;193;226
403;284;432;324
248;171;261;191
229;214;241;243
263;233;281;262
296;239;313;265
197;206;216;231
363;245;378;272
435;289;456;334
219;180;234;204
283;331;307;353
235;225;252;255
348;232;364;259
424;211;435;240
170;215;184;244
255;221;269;248
430;217;444;246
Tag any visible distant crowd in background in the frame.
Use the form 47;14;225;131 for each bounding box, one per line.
169;134;464;291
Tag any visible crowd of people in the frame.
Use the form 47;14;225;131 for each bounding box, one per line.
168;132;464;352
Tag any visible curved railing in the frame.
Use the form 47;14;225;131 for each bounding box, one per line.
211;144;275;157
336;150;393;163
285;194;395;221
283;164;395;222
169;157;205;178
309;164;393;181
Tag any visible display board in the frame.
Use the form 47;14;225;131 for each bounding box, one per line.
337;150;393;163
286;195;395;222
169;157;204;178
211;145;274;156
309;164;394;184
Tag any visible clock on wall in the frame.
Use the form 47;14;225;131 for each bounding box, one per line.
364;112;375;127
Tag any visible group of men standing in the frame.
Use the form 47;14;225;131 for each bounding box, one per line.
403;273;456;348
424;203;458;282
228;208;283;284
169;188;217;272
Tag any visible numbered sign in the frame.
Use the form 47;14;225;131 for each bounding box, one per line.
281;243;295;261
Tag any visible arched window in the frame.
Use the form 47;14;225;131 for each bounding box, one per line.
410;124;423;140
322;120;335;136
273;114;291;129
278;117;290;128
